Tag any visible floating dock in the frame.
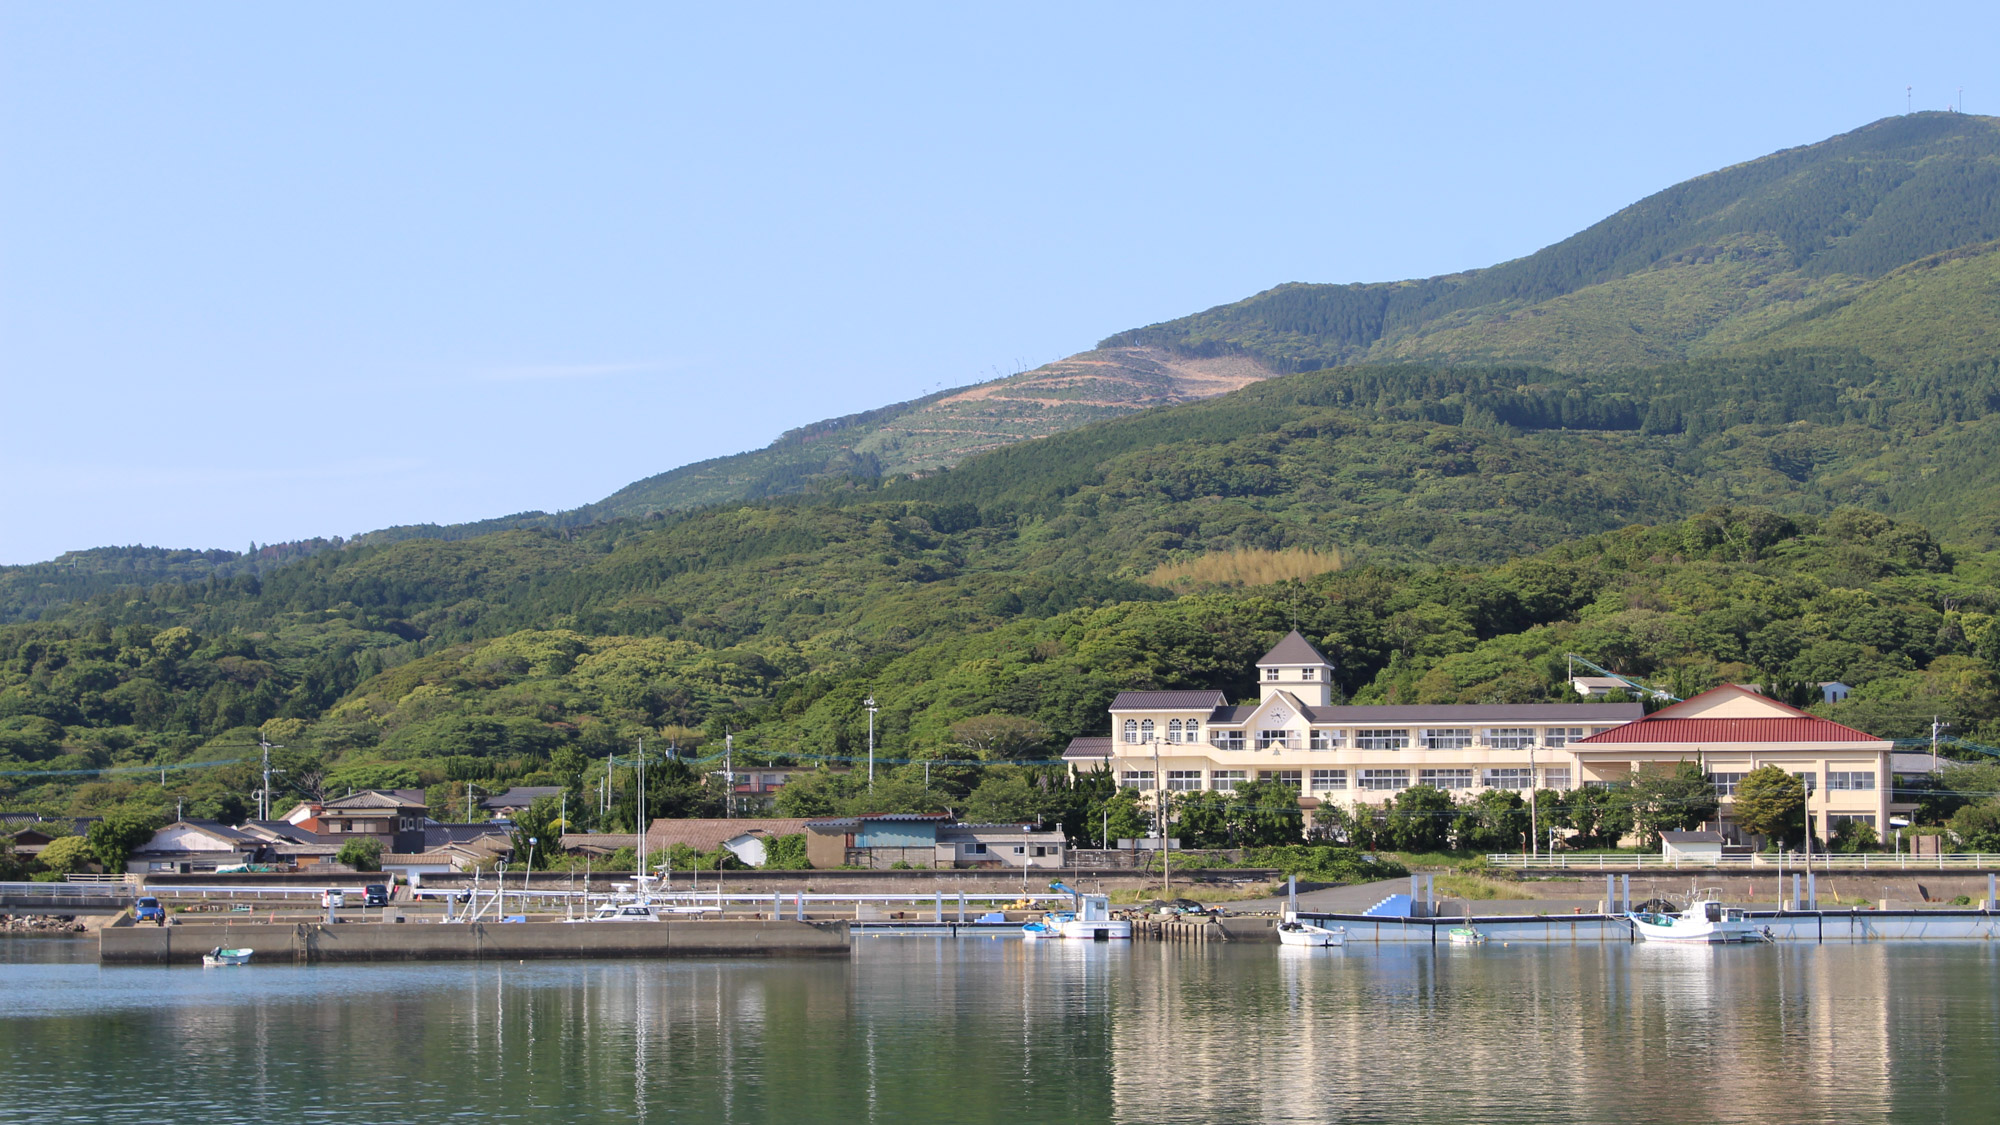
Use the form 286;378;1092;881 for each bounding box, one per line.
100;918;850;965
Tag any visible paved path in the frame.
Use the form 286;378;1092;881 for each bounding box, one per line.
1223;878;1409;915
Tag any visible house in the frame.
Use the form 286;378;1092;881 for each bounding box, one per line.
318;790;428;854
1572;684;1892;844
480;787;563;818
2;816;99;859
803;813;952;868
1819;681;1853;704
127;820;269;874
722;767;830;810
936;823;1067;869
1068;631;1642;810
557;832;634;858
1570;676;1628;698
1659;830;1727;862
641;818;813;867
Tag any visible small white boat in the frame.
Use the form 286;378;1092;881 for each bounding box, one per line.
1446;926;1486;946
1627;890;1768;944
203;947;252;966
1023;885;1133;940
1277;913;1345;947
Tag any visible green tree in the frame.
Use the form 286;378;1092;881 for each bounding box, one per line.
1829;818;1881;853
948;714;1050;759
1563;785;1630;848
1948;801;2000;852
1231;780;1307;846
509;795;562;869
1622;761;1720;844
772;770;860;818
1732;765;1806;845
1084;786;1150;848
37;835;96;875
762;833;811;869
335;837;383;871
86;806;164;875
1386;785;1454;852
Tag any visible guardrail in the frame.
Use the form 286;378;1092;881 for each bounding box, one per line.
0;881;130;898
1485;853;2000;871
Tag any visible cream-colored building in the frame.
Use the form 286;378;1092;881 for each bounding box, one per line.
1064;632;1893;844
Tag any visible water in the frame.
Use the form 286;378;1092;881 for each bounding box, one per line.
2;937;1996;1123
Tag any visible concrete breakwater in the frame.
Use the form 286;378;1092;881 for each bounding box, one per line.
100;918;850;965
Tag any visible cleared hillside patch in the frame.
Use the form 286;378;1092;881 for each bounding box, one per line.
1142;547;1345;590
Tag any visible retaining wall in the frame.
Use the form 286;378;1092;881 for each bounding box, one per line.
100;918;850;965
1296;909;2000;943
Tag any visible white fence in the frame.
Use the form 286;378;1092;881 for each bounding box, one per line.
1486;853;2000;871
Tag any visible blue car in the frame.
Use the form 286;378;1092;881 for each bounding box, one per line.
134;896;166;925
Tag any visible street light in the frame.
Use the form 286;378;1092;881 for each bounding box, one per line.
864;697;878;792
524;837;538;905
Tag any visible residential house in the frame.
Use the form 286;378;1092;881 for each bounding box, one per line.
128;820;269;874
318;790;428;854
936;823;1067;869
480;787;563;819
803;813;953;868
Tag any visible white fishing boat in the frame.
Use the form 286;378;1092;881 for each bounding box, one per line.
1627;890;1769;944
1023;883;1133;940
1445;926;1486;946
1276;913;1345;947
202;947;252;966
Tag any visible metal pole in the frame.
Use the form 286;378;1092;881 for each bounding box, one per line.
1529;743;1539;859
865;697;877;792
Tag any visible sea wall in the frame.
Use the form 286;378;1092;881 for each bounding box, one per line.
1294;909;2000;943
100;918;850;965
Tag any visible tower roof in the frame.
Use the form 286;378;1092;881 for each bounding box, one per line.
1257;630;1331;667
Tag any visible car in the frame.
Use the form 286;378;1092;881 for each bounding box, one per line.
322;889;346;909
363;884;389;907
134;896;167;925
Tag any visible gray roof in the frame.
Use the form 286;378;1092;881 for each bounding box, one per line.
1258;630;1332;667
425;824;512;849
481;786;563;809
1660;830;1726;844
325;789;427;810
1891;752;1947;774
1291;703;1645;724
1063;736;1115;762
1109;690;1228;711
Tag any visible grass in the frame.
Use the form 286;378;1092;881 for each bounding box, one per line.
1142;547;1344;590
1432;874;1536;901
1107;884;1278;906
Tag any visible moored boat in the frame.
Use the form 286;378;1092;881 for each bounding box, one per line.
1627;890;1768;944
1277;913;1345;947
202;947;252;966
1446;926;1486;946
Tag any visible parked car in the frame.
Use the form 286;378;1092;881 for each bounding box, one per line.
134;896;167;925
363;884;389;907
322;889;346;909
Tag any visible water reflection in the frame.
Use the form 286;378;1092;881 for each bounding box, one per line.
0;939;1994;1123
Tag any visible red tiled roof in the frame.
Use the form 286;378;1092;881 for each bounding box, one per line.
1577;717;1881;744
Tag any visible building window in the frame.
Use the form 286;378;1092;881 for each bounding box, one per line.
1013;846;1026;855
1257;730;1293;750
1033;846;1051;857
965;842;988;854
1355;729;1408;751
1792;772;1818;792
1210;730;1244;751
1423;729;1473;751
1140;719;1155;742
1167;719;1183;743
1310;769;1348;791
1211;770;1247;791
1590;727;1614;737
1543;769;1570;790
1120;770;1154;789
1166;770;1204;792
1122;719;1138;744
1419;768;1474;790
1583;780;1623;791
1484;728;1535;750
1309;729;1342;750
1708;772;1746;797
1265;667;1280;681
1265;769;1302;787
1832;814;1877;829
1543;727;1587;748
1301;667;1316;680
1185;721;1200;744
1359;769;1410;791
1482;768;1534;790
1828;771;1876;791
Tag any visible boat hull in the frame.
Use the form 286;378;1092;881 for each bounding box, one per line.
1277;925;1344;948
1628;920;1764;943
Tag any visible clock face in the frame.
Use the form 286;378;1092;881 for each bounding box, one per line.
1267;708;1290;724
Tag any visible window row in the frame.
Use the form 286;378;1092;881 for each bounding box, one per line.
1120;722;1614;749
1709;771;1877;796
1121;719;1204;743
1117;767;1571;793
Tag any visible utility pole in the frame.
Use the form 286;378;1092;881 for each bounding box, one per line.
725;732;734;820
865;697;878;791
1528;741;1540;860
257;739;285;821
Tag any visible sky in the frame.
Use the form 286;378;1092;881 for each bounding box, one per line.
3;3;1997;564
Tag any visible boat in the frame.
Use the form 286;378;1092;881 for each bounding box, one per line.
202;947;252;966
1627;889;1769;944
1277;913;1346;947
1446;926;1486;946
1022;883;1134;940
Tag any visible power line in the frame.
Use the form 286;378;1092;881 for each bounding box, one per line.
0;756;244;779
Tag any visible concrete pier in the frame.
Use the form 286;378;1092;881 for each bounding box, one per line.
100;918;849;966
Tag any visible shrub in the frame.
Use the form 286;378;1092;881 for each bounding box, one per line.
335;838;383;872
1237;845;1409;882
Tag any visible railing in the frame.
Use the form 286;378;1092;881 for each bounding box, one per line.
0;881;130;898
1486;853;2000;871
63;873;132;884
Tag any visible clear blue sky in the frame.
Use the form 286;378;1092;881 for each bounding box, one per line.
3;3;1994;564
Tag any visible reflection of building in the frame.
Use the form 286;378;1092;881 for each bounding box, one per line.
1065;631;1641;807
1573;685;1893;842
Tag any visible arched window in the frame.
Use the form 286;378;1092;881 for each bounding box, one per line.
1186;721;1201;745
1167;719;1184;743
1140;719;1155;742
1122;719;1138;744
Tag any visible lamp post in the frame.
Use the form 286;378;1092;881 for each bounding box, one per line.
1151;737;1170;898
524;837;538;906
864;697;878;792
1528;741;1540;860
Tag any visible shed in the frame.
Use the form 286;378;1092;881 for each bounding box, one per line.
1659;830;1726;862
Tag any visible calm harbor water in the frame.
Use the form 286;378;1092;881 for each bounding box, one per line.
2;936;1995;1124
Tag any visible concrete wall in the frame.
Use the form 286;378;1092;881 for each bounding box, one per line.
1294;909;2000;943
100;917;849;965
